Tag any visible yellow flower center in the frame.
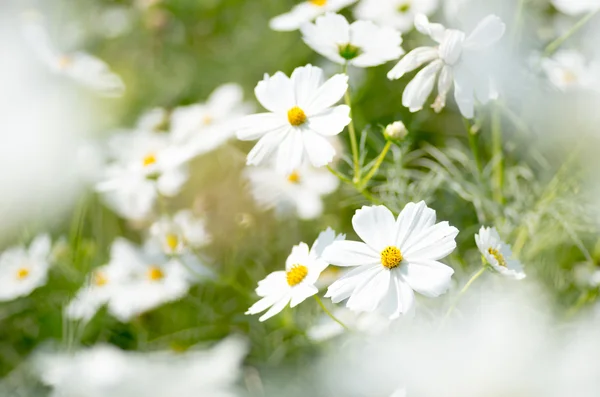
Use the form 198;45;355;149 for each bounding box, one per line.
286;264;308;286
488;248;507;267
381;246;403;269
310;0;327;6
202;115;213;125
143;153;157;167
165;233;179;251
16;267;30;280
93;271;108;287
287;106;307;126
58;55;73;69
562;70;577;84
287;171;301;184
147;265;165;281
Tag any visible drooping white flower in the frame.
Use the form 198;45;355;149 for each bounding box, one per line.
269;0;357;31
171;84;252;156
540;50;600;92
552;0;600;16
322;202;458;318
21;12;125;97
387;14;505;118
96;130;192;221
244;162;339;220
354;0;438;32
149;210;211;255
475;226;525;280
0;234;51;301
301;13;404;67
246;228;345;321
236;64;350;174
36;337;247;397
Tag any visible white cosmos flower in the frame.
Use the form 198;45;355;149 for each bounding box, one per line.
21;13;125;97
236;64;350;174
475;226;525;280
96;130;192;221
149;210;211;255
301;13;404;67
171;83;252;156
246;228;345;322
269;0;357;31
244;162;339;220
387;13;505;118
541;50;600;92
354;0;438;33
0;234;51;301
322;202;458;318
552;0;600;15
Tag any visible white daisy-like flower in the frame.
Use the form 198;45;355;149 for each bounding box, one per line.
236;64;350;174
301;13;404;67
246;228;345;322
354;0;438;33
387;13;506;118
541;50;600;92
244;162;339;220
96;130;192;220
322;202;458;318
269;0;357;31
475;226;526;280
171;83;252;156
149;210;211;255
552;0;600;16
0;234;51;302
21;12;125;97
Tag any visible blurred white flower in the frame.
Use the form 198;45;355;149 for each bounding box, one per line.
236;64;350;174
171;83;252;156
149;210;211;255
552;0;600;16
36;337;247;397
136;107;170;131
0;234;51;301
389;387;407;397
21;12;125;97
541;49;600;91
269;0;357;31
354;0;438;32
301;13;404;67
96;130;192;221
246;228;344;321
388;13;505;118
322;202;458;318
244;162;339;220
307;307;390;341
384;120;408;140
475;226;526;280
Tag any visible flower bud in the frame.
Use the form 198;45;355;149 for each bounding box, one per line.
383;121;408;141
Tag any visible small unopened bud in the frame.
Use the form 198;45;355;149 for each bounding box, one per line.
384;121;408;141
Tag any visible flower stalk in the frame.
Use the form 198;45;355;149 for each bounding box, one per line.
314;295;349;331
544;9;600;57
491;106;505;204
359;140;392;189
343;63;361;184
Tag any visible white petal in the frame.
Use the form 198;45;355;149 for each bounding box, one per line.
414;13;447;43
396;276;416;317
294;190;324;220
157;167;189;197
402;59;443;112
463;15;506;51
208;83;243;113
291;64;325;108
349;21;404;68
29;234;51;259
246;294;280;315
311;227;344;257
302;130;337;167
399;259;454;297
395;201;437;249
236;113;286;141
377;270;401;319
346;267;390;313
246;128;288;166
290;284;319;307
321;241;380;267
453;66;475;118
325;264;381;303
387;47;438;80
301;13;349;64
307;105;351;136
255;71;294;112
438;30;465;65
286;243;311;270
305;73;348;114
402;221;459;261
353;205;399;252
259;294;291;321
276;130;304;175
269;3;321;31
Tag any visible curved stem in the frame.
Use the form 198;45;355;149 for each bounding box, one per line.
326;165;352;184
441;266;486;324
544;9;600;57
491;106;505;204
343;63;361;184
314;295;349;331
464;118;482;178
359;141;392;189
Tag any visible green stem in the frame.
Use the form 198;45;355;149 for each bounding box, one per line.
314;295;349;331
544;9;600;57
511;0;527;47
491;106;505;204
359;141;392;189
326;165;352;184
343;63;361;184
464;118;482;177
441;266;486;323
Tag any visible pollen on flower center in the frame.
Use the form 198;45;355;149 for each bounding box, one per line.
286;264;308;286
309;0;327;6
93;271;108;287
287;171;301;184
338;43;362;61
58;55;73;69
16;267;30;280
165;233;179;251
287;106;307;126
147;265;165;281
488;248;507;267
381;246;403;269
562;70;577;84
202;115;213;125
143;153;157;167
